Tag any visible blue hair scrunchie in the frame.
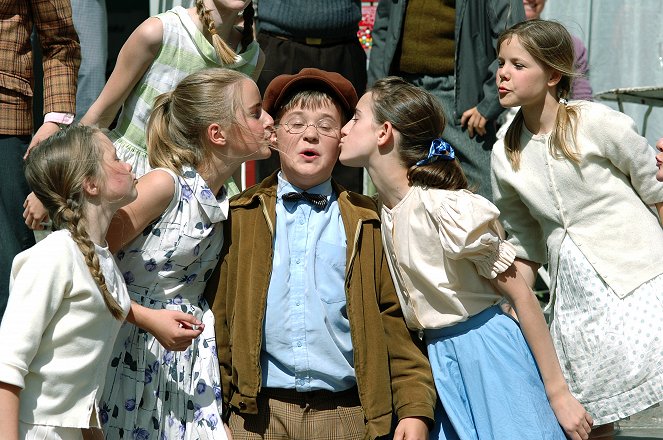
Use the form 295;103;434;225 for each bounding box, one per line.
415;138;455;166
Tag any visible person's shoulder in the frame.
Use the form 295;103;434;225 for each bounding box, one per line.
490;136;511;172
132;15;165;49
421;187;496;213
230;175;278;208
34;230;76;253
336;185;380;215
139;168;177;201
572;100;634;132
491;136;507;157
13;230;77;272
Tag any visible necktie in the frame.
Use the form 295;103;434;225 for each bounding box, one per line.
282;191;328;210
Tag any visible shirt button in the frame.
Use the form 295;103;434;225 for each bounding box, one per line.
296;301;300;306
297;341;302;347
296;258;301;264
299;218;305;225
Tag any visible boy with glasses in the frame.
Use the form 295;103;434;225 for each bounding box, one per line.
206;68;436;439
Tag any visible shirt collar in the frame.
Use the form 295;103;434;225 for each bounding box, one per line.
276;171;333;199
181;165;229;223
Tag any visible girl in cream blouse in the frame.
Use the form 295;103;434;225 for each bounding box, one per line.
338;76;591;440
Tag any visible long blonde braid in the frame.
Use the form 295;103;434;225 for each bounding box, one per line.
195;0;238;64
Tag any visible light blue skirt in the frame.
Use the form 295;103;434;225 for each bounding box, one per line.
425;305;566;440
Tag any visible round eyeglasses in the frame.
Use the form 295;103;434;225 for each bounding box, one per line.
281;117;340;138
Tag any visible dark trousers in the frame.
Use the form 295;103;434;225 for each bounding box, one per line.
0;135;36;319
254;32;367;194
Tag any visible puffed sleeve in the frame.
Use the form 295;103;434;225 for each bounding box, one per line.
0;234;73;388
432;191;516;279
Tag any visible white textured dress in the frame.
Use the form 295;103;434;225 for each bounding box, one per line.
101;166;229;440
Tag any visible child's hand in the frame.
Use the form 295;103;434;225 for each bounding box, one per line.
549;390;593;440
23;192;49;230
392;417;429;440
224;423;233;439
145;309;204;351
25;122;60;158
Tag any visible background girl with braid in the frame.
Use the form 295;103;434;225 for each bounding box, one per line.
0;126;135;440
492;20;663;439
81;0;262;179
339;77;591;439
100;68;274;440
23;0;262;231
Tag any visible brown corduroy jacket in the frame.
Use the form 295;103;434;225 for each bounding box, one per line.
0;0;80;135
205;173;436;439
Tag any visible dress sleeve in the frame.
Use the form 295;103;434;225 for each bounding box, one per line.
491;147;548;264
432;191;517;279
0;235;73;388
590;105;663;205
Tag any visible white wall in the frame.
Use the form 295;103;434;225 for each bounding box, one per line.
543;0;663;144
149;0;193;16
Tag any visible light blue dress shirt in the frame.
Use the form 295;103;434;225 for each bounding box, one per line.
261;173;356;391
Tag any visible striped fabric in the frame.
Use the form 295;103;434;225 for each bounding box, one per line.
109;5;260;178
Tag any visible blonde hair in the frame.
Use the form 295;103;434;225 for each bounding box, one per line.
195;0;256;65
498;19;582;170
147;68;248;172
369;77;468;190
24;126;125;320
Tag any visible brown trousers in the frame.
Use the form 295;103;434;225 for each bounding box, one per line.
229;387;366;440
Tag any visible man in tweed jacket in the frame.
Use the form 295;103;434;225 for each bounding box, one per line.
0;0;80;318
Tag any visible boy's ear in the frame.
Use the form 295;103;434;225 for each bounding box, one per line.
207;123;228;147
548;69;562;87
376;121;394;148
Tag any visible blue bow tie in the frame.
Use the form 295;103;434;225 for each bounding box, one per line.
282;191;328;210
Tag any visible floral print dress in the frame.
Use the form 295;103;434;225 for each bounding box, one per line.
101;166;229;440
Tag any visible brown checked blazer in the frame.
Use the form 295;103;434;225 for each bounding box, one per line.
0;0;80;136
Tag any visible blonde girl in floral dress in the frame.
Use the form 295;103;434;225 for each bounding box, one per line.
101;68;274;440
